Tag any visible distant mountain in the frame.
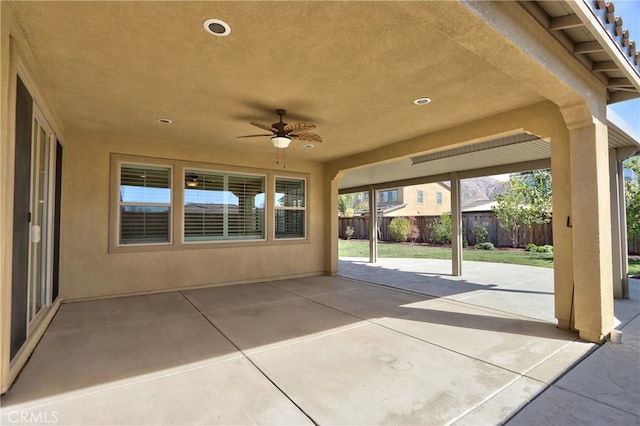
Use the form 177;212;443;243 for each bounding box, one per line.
461;176;509;205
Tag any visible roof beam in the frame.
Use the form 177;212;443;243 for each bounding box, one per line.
457;159;551;180
339;173;453;194
549;14;584;30
338;159;553;194
608;78;633;88
592;60;618;71
574;41;604;54
608;90;640;104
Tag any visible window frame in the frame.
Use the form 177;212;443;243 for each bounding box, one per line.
116;160;173;247
378;189;398;204
110;154;310;253
182;168;267;244
417;190;424;205
273;176;307;240
436;191;443;206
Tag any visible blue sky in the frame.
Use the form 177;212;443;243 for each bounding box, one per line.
606;0;640;140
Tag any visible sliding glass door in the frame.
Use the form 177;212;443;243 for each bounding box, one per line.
27;112;55;326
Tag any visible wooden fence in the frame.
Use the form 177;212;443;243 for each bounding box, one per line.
629;238;640;255
339;212;552;248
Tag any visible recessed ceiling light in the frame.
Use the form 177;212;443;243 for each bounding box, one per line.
304;144;315;148
204;19;231;36
413;97;432;105
157;118;172;124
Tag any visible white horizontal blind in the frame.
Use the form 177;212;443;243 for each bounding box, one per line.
119;164;171;244
184;169;265;241
275;178;305;239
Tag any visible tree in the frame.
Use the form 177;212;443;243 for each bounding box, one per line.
492;170;552;247
625;158;640;239
338;193;367;216
338;193;354;216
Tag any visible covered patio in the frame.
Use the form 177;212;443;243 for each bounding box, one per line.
2;0;640;406
2;261;639;424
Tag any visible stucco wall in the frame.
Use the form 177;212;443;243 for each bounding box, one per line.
61;128;326;300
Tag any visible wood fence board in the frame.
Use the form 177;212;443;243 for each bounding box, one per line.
340;213;553;248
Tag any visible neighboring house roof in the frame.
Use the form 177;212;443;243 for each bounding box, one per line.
462;200;498;212
184;203;240;215
356;203;408;216
377;203;408;215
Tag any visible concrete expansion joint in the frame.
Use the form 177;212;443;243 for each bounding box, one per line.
176;290;319;425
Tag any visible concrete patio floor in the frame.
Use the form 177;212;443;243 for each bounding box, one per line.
0;258;638;425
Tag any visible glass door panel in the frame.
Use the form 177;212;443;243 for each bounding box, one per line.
28;116;51;324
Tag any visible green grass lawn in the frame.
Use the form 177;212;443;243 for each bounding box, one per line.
339;240;554;268
629;258;640;277
340;240;640;274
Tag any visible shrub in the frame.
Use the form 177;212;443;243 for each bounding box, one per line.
345;225;355;240
473;221;489;244
429;214;452;244
344;207;354;218
475;242;495;250
389;217;412;242
526;243;553;253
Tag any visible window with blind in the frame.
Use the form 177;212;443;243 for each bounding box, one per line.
275;177;306;239
184;169;265;242
119;163;172;245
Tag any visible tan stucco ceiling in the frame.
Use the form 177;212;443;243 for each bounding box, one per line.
7;1;551;163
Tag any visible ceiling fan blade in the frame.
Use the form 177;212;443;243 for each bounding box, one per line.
250;122;277;132
236;134;273;138
284;122;316;133
291;132;322;143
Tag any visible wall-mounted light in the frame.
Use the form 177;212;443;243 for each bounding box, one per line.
186;174;199;188
271;136;291;148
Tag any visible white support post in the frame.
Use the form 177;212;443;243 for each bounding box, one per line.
615;148;636;298
451;173;462;276
618;159;630;299
610;148;624;299
368;186;378;264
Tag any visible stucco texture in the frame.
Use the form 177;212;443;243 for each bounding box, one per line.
61;129;326;300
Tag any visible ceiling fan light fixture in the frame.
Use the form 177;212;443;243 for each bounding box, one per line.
271;136;291;148
186;174;199;188
203;19;231;36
